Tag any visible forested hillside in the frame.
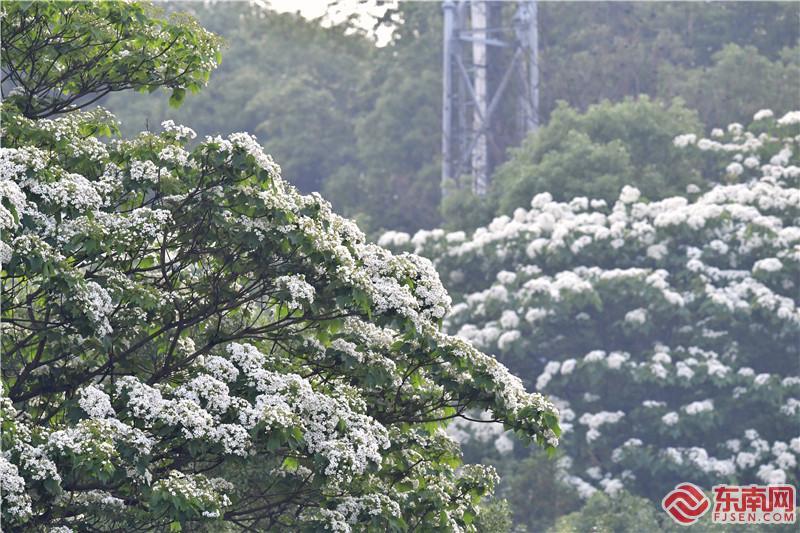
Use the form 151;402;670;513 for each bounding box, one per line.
102;2;799;235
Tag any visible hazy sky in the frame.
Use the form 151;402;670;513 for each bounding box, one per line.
266;0;398;44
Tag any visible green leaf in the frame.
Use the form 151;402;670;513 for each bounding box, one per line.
169;88;186;108
395;481;414;492
463;510;475;525
282;456;299;472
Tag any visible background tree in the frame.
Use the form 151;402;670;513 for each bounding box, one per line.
538;2;798;121
100;3;373;194
384;111;800;529
659;43;800;128
323;2;443;233
443;97;705;231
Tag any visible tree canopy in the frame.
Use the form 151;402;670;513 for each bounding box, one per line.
443;97;706;230
0;1;221;118
0;2;559;530
382;111;800;530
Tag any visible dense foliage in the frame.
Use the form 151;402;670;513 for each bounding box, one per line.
443;97;706;230
383;111;800;529
659;44;800;129
0;2;560;530
0;0;221;118
537;2;798;121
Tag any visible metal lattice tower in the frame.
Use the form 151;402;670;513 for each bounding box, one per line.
442;0;539;196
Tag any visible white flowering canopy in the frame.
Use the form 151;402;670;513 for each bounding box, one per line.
385;111;800;502
0;101;559;531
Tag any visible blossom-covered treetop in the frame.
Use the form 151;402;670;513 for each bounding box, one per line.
0;2;559;531
383;109;800;504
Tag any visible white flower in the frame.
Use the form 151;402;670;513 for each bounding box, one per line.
777;111;800;126
683;399;713;415
754;373;771;386
584;350;606;363
499;310;520;329
619;186;641;204
736;451;758;469
445;231;466;243
624;308;647;325
662;412;679;426
753;109;774;121
726;162;744;176
728;123;744;135
496;271;517;285
647;244;668;260
497;330;520;351
161;120;197;140
129;159;162;182
0;456;33;519
753;258;782;273
586;467;602;480
600;478;624;496
697;138;713;150
789;438;800;454
774;451;796;470
664;448;683;465
757;463;786;484
568;476;598;499
725;439;741;452
738;367;755;377
606;352;629;369
673;134;697;147
676;362;695;380
579;411;625;442
78;385;114;419
74;281;114;337
276;274;315;310
494;433;514;454
744;156;760;168
377;231;410;248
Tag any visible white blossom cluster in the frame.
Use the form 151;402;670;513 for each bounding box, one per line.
275;273;316;310
301;493;403;533
0;456;33;520
152;471;232;519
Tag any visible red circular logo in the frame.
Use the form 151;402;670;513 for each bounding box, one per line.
662;482;711;526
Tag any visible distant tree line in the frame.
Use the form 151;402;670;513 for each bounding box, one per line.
102;1;798;236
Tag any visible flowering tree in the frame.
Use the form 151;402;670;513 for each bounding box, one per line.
0;2;560;531
383;111;800;506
